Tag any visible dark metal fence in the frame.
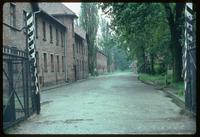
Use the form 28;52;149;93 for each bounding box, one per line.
185;43;196;114
3;46;37;129
183;4;196;115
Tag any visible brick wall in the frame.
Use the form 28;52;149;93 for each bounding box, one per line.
74;34;88;80
3;2;89;88
54;16;75;82
96;51;108;74
3;3;34;104
3;2;33;50
35;14;66;87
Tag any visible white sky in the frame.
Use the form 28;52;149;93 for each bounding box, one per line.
62;2;111;49
62;2;110;22
62;2;81;17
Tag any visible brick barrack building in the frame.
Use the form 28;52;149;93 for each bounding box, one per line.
35;9;67;87
3;2;115;89
74;27;89;80
3;2;89;88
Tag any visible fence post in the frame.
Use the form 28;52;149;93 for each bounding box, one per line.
184;3;196;114
8;61;16;122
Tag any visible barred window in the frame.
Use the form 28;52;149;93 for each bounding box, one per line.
51;54;54;72
61;31;64;47
50;25;53;43
10;3;16;27
62;56;64;72
56;29;59;46
57;55;59;72
23;10;26;33
43;53;47;72
42;21;46;41
73;44;75;58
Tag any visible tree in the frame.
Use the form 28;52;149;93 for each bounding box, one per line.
100;3;184;81
163;3;185;82
98;17;114;72
79;3;99;75
98;16;130;71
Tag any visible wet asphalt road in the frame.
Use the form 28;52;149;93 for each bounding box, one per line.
5;72;196;134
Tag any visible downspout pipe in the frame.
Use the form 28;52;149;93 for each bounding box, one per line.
64;28;68;82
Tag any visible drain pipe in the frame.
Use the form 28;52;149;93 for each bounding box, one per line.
64;28;68;82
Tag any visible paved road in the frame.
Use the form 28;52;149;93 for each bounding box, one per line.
5;72;196;134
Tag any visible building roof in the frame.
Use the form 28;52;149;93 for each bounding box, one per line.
97;48;107;57
38;10;66;31
74;27;86;39
38;3;78;18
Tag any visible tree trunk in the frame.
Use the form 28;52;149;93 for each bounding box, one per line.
88;42;95;76
163;3;184;82
150;53;155;74
173;3;184;82
141;45;146;73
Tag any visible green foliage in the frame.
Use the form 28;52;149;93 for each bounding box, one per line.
138;72;184;97
100;3;185;82
139;73;166;86
98;16;130;72
162;3;185;82
80;3;99;44
170;82;184;95
154;63;167;74
139;73;184;96
113;46;131;71
79;3;99;76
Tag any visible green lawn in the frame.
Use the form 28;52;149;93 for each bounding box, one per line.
138;73;166;86
138;73;184;97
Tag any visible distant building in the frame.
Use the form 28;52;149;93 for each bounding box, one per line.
96;49;107;74
107;52;115;72
131;60;138;73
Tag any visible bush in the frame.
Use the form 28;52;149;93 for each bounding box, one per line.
155;63;167;74
139;73;166;86
177;89;184;97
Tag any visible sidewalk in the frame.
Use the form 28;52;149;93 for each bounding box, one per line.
39;76;96;105
137;76;195;117
40;81;70;92
40;76;96;92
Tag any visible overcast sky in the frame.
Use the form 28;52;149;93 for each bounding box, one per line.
62;2;111;45
62;2;110;22
63;2;81;17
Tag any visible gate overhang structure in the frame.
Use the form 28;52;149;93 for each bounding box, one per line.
3;46;37;129
3;11;41;130
183;3;196;114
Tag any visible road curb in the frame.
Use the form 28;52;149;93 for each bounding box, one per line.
137;76;195;117
40;82;71;92
40;76;96;92
138;76;184;106
162;88;185;108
